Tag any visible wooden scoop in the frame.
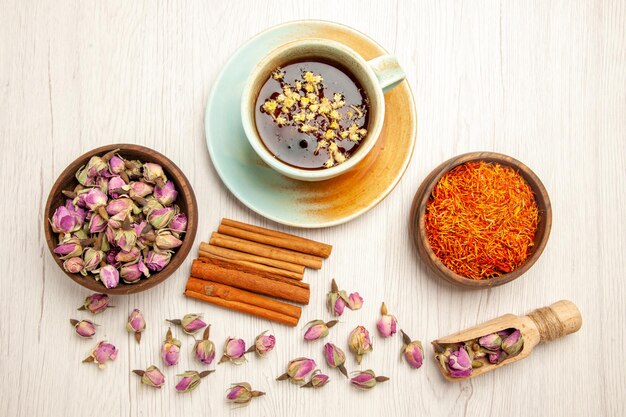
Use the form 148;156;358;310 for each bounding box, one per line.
432;300;582;381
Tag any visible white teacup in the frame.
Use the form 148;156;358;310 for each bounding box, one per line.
241;39;406;181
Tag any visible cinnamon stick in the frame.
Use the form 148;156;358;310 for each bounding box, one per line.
184;290;299;326
191;258;310;304
210;232;323;270
186;277;301;319
198;253;304;280
198;242;305;274
218;221;332;258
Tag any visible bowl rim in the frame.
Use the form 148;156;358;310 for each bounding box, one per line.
240;38;386;181
411;151;552;289
44;143;198;295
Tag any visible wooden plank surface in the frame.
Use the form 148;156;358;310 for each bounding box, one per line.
0;0;624;416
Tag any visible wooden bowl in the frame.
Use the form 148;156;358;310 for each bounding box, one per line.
44;144;198;295
410;152;552;289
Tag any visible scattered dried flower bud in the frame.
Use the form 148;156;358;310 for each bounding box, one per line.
376;302;398;338
348;292;363;310
126;308;146;343
132;365;165;388
400;330;423;369
301;370;330;388
276;357;316;384
323;342;348;378
326;279;349;316
252;331;275;357
161;327;181;367
478;333;502;352
348;326;373;364
167;313;207;335
447;346;473;378
219;337;247;365
70;319;97;338
175;370;213;393
501;329;523;356
303;319;338;341
78;293;112;314
350;370;389;390
83;341;118;368
226;382;265;405
99;264;120;289
194;326;216;365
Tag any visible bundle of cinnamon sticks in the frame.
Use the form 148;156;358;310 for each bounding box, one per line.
184;218;332;326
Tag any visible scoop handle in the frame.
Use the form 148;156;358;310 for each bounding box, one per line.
527;300;582;343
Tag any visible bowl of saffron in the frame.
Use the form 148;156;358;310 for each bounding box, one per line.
411;152;552;288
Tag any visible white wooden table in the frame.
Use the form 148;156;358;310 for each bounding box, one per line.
2;1;625;416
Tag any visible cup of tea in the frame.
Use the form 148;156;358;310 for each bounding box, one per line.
241;39;406;181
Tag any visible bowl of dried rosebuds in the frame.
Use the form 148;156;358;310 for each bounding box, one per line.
44;144;198;294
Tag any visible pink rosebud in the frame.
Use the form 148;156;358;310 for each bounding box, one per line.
376;302;397;338
154;181;178;206
129;181;154;199
348;326;373;364
253;331;275;356
169;213;187;233
447;346;472;378
501;329;524;356
63;256;84;273
89;213;107;233
145;251;172;272
143;162;167;186
167;313;206;335
106;198;133;216
99;265;119;289
302;370;330;388
132;220;148;236
303;319;338;341
154;233;182;251
326;279;350;316
400;330;423;369
120;259;149;284
108;155;125;175
50;205;83;234
194;326;216;365
54;240;82;259
348;292;363;310
105;249;120;268
115;246;140;263
148;207;175;229
350;370;389;390
161;328;181;367
219;337;247;365
226;383;265;404
276;357;316;384
175;370;213;393
79;293;111;314
133;365;165;388
83;341;118;368
126;308;145;343
83;188;108;211
107;176;129;198
70;319;97;338
83;248;105;272
323;343;348;378
114;229;137;252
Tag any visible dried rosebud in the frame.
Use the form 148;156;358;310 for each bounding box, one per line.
154;180;178;206
327;280;349;316
175;370;213;393
99;264;120;289
194;326;216;365
350;370;389;390
169;213;187;233
302;370;330;388
125;159;143;179
129;181;154;199
143;162;167;186
115;246;140;263
323;342;348;378
276;357;316;384
89;213;107;233
501;329;523;356
107;176;129;198
376;302;397;338
447;346;472;378
303;319;338;341
144;250;172;272
168;313;207;335
348;326;373;364
400;330;423;369
126;308;145;343
78;293;112;314
161;327;181;367
132;365;165;389
253;331;275;356
83;247;105;273
70;319;97;338
108;155;125;175
226;383;265;405
488;350;508;364
114;229;137;252
154;232;182;251
148;207;175;229
76;156;108;185
83;341;118;368
106;198;133;216
50;205;83;234
63;256;84;273
478;333;502;352
348;292;363;310
142;198;164;217
219;337;247;365
83;188;108;212
120;259;150;284
53;239;82;259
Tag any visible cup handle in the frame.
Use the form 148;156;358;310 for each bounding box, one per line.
367;55;406;93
